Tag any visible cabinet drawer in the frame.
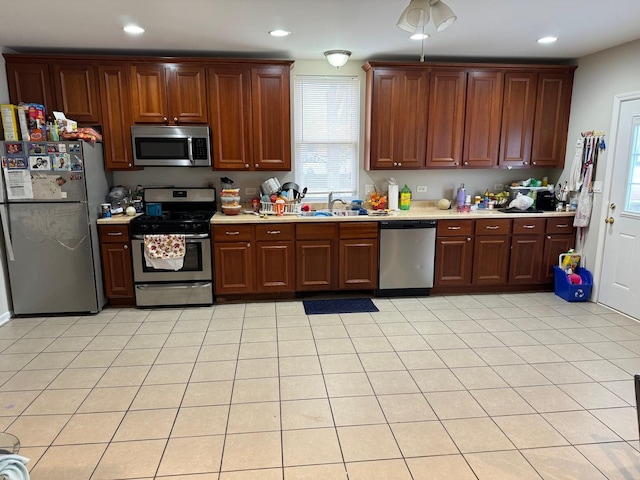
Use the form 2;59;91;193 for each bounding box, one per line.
546;217;575;234
296;223;337;240
255;223;294;241
475;219;512;235
340;222;378;239
512;218;545;234
99;225;130;242
213;224;253;242
437;220;473;236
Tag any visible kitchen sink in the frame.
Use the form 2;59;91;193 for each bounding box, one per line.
297;210;361;218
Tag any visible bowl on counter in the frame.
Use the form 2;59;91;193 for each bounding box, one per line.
221;204;242;215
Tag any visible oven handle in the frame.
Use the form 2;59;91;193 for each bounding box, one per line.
132;233;209;240
136;282;212;290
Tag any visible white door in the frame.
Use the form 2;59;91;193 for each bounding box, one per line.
599;94;640;318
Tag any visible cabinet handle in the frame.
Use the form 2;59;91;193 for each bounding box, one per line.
398;162;402;167
467;237;471;241
267;230;281;235
522;161;528;165
225;231;240;236
485;225;500;230
464;161;468;165
532;161;537;165
107;232;123;236
247;243;251;247
555;224;569;228
255;164;259;168
128;163;132;167
173;117;178;123
447;226;461;230
123;244;128;249
454;162;459;166
522;225;536;229
245;164;249;168
393;162;397;166
163;116;168;123
547;235;552;239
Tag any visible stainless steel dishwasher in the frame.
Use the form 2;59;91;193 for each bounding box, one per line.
378;219;437;296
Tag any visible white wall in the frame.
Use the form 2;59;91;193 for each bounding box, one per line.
0;51;13;323
558;38;640;276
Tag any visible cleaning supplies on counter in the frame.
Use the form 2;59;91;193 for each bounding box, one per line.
456;183;466;207
399;184;411;210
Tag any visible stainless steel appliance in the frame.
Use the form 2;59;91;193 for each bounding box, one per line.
0;140;111;315
131;125;211;167
378;219;437;296
130;187;216;306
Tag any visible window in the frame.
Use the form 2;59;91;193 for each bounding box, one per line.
627;117;640;213
294;75;360;201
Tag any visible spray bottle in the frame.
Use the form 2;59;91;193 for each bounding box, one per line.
456;183;466;209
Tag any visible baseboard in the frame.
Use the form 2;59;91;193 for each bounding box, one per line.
0;310;13;327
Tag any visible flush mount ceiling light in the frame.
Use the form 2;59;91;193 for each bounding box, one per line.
537;36;558;44
324;50;351;68
269;29;291;37
397;0;457;34
123;24;145;35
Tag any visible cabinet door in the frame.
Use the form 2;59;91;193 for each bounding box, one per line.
169;65;208;124
209;66;253;170
541;234;575;284
100;243;134;298
98;64;135;170
256;241;295;293
463;70;503;167
499;72;537;167
509;235;543;283
130;64;169;123
473;235;510;285
52;64;101;123
434;236;473;287
214;242;255;294
531;72;573;168
426;69;466;168
340;239;379;289
296;240;334;291
368;68;428;169
251;65;291;170
6;63;54;113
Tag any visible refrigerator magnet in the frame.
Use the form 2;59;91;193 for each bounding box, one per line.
28;143;47;155
29;156;51;170
52;153;71;171
4;142;23;156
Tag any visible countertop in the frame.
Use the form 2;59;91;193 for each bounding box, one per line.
97;203;575;226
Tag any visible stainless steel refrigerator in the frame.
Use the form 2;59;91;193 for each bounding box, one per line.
0;140;112;315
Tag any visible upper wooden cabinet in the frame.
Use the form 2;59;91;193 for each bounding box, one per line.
6;62;55;114
209;64;291;171
130;63;208;124
363;61;575;170
365;68;429;169
52;63;102;123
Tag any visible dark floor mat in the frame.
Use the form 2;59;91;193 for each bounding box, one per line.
303;297;379;315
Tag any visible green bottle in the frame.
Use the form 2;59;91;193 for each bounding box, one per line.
400;184;411;210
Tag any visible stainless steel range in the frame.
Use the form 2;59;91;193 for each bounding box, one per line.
130;187;216;307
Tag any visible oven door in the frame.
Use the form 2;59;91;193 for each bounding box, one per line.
132;234;212;282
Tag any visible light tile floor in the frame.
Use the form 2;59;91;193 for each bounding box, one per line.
1;292;639;479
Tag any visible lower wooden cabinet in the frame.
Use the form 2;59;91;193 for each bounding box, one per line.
508;218;545;284
255;224;295;293
434;220;474;287
472;219;511;285
213;225;255;295
541;217;577;284
98;225;134;305
339;222;379;290
296;223;337;291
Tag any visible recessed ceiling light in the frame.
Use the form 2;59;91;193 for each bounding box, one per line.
269;30;291;37
537;36;558;44
410;33;430;40
123;24;145;35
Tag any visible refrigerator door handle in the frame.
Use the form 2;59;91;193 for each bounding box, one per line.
0;205;14;261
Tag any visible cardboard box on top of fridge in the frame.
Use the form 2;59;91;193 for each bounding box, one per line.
53;111;77;133
1;104;20;141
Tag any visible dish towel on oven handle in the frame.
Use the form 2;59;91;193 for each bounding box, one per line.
144;234;186;271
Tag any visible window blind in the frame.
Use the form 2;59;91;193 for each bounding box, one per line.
294;75;360;201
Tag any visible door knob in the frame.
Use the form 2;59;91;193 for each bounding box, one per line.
604;217;615;224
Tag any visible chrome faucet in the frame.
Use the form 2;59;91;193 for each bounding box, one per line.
328;191;347;212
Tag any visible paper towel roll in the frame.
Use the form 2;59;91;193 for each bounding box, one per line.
388;184;399;211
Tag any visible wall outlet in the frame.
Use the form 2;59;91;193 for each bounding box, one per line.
245;187;257;196
416;186;428;193
493;183;505;192
365;184;375;194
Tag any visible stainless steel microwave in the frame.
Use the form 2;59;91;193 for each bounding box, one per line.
131;125;212;167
